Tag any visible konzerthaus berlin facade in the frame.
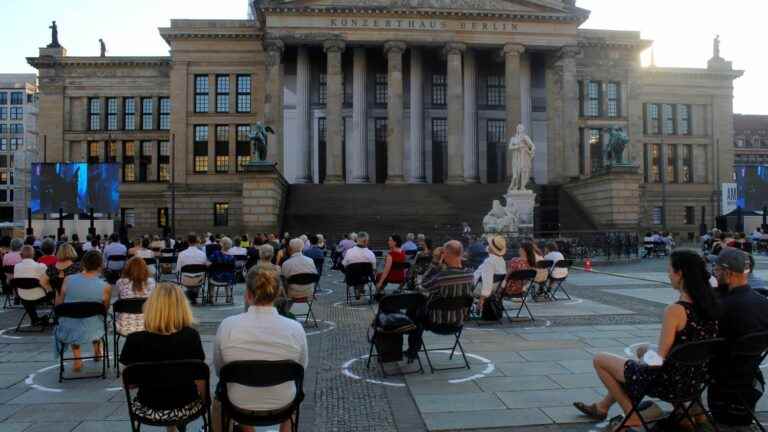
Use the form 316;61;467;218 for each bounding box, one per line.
27;0;742;237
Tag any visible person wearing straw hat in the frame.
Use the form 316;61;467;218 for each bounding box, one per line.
473;235;508;311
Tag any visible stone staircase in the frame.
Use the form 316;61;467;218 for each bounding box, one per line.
534;184;598;233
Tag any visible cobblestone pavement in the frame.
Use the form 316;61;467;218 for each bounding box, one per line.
0;257;764;431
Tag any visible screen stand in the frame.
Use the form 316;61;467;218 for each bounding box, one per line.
26;208;33;236
57;207;65;241
88;208;96;238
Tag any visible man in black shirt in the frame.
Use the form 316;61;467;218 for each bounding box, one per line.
709;247;768;427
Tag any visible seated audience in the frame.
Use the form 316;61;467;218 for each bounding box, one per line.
133;238;154;259
239;235;250;249
40;243;80;294
280;238;318;300
504;241;540;296
708;247;768;427
406;238;433;291
473;235;507;310
115;257;156;335
275;237;291;266
465;235;488;269
103;233;128;271
213;270;307;432
543;242;567;279
120;283;206;427
3;238;23;273
316;234;326;250
149;235;165;253
176;234;209;304
38;238;58;266
208;237;237;303
14;245;50;324
376;234;407;293
54;250;112;372
227;238;248;257
574;249;720;430
342;232;376;300
338;232;357;257
302;234;325;262
402;233;418;253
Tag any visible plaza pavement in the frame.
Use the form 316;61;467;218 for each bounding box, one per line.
0;257;764;431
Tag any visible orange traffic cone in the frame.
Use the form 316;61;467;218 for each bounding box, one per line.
584;258;593;272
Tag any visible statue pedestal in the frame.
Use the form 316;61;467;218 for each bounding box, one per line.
241;163;287;234
505;190;535;228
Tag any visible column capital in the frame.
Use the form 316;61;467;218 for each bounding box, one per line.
503;43;525;56
264;39;285;67
323;38;346;53
383;41;407;55
558;45;581;60
443;42;467;57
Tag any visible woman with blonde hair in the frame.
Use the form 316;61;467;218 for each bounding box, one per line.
115;257;156;335
40;243;80;294
120;283;205;431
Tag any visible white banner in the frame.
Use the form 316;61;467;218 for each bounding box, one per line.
722;183;738;215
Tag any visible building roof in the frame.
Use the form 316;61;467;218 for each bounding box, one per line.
0;74;37;88
734;114;768;132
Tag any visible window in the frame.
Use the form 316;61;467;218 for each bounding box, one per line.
652;207;663;225
123;141;136;182
344;74;353;105
193;125;208;173
106;97;118;130
215;125;229;173
213;202;229;227
88;141;100;164
9;138;22;150
9;124;22;135
645;143;661;183
431;118;448;183
684;206;695;225
89;98;101;130
0;93;6;105
159;97;171;130
431;74;447;106
9;107;22;120
318;74;327;105
666;144;678;183
606;82;620;118
646;103;659;135
589;129;603;175
585;81;600;117
124;97;136;130
662;103;675;135
236;125;251;171
486;75;505;107
736;138;745;148
107;141;118;163
194;75;209;113
141;98;153;130
682;144;693;183
216;75;229;113
157;207;169;228
678;105;690;135
374;73;387;105
10;92;23;105
158;140;170;182
487;120;507;183
139;141;152;182
236;75;251;113
0;107;6;120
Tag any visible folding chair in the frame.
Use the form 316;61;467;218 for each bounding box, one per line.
312;257;325;295
502;269;537;322
12;278;52;332
421;281;475;373
1;265;18;309
285;273;320;328
178;264;208;304
142;257;159;282
122;360;212;432
614;338;724;431
112;297;147;377
206;262;236;304
105;255;127;284
367;293;426;376
532;260;553;301
54;301;109;382
716;331;768;431
344;262;376;305
643;241;655;258
474;273;506;324
549;260;573;301
157;255;177;281
233;255;248;283
218;360;305;432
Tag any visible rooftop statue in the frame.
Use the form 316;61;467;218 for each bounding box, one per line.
47;21;61;48
606;126;631;166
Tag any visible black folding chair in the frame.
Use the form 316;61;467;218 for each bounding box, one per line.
157;255;177;281
312;257;325;295
344;262;376;305
178;264;208;304
142;257;159;282
549;260;573;301
285;273;320;328
233;255;248;283
122;360;212;432
717;331;768;431
53;301;109;382
421;283;474;373
474;273;507;324
105;255;127;284
367;293;426;376
614;338;725;431
532;260;554;301
112;297;147;376
502;269;537;322
206;262;236;304
218;360;305;432
0;265;17;309
12;278;52;332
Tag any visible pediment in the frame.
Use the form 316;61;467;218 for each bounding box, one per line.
260;0;576;15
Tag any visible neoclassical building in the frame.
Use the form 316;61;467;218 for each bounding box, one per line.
28;0;742;238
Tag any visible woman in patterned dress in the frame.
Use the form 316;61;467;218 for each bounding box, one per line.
115;257;156;335
573;249;720;430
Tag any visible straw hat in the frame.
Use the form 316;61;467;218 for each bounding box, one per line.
487;235;507;256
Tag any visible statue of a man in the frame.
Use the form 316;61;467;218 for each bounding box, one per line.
507;124;536;192
714;34;721;59
48;21;61;48
99;39;107;57
248;122;275;162
606;126;630;165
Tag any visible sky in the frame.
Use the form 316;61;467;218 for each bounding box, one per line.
1;0;764;114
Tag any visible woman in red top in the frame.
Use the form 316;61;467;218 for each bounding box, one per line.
376;234;407;293
504;241;541;296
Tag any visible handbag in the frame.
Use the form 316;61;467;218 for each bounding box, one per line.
377;312;416;333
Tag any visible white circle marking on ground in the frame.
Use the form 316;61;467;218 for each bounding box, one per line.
25;358;121;393
295;318;337;337
331;301;370;310
0;325;38;340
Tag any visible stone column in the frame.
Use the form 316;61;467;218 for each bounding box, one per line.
560;46;581;178
445;42;466;184
264;39;285;170
351;47;369;183
385;41;407;183
504;44;524;179
463;49;478;183
323;38;346;184
409;47;426;183
295;46;312;183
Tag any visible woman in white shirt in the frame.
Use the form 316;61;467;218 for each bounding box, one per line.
473;235;508;311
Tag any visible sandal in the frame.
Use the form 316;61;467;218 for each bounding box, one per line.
605;415;641;432
573;402;608;421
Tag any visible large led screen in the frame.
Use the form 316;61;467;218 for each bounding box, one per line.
31;163;119;214
735;165;768;212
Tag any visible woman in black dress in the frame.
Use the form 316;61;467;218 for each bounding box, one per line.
120;283;205;431
573;249;720;430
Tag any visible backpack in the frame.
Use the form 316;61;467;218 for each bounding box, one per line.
481;295;504;321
